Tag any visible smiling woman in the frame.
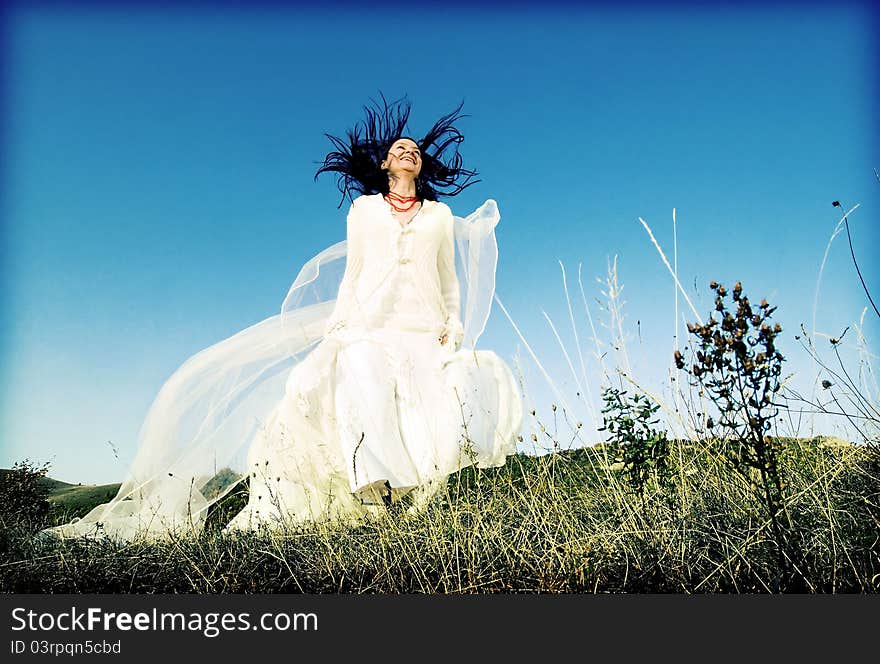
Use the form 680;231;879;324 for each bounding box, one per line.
40;94;523;542
381;138;424;227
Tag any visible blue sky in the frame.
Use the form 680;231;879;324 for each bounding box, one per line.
2;2;877;484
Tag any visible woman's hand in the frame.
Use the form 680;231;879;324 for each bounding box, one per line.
439;315;464;351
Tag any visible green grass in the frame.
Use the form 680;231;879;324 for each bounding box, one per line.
46;483;122;519
1;437;877;594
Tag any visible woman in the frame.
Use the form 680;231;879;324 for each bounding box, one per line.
41;95;522;542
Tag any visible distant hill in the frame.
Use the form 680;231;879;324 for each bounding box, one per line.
0;468;122;517
1;466;244;520
46;481;122;514
0;468;78;494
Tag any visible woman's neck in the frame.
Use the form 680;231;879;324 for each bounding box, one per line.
387;174;417;198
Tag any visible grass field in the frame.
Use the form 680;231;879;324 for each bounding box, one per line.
1;435;877;594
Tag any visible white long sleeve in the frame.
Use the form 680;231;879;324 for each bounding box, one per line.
437;208;464;351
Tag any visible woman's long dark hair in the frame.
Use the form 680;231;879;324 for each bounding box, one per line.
315;93;480;207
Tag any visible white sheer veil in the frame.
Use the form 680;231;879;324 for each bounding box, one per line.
40;199;502;543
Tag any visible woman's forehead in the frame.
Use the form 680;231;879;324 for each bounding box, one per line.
391;138;420;149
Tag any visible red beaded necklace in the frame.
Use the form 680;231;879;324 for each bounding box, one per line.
384;191;421;213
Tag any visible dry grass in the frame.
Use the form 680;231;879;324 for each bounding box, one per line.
1;435;878;593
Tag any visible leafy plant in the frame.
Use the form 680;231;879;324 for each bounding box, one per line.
599;386;673;505
0;459;52;529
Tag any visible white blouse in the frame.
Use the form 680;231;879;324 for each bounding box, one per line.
323;193;466;350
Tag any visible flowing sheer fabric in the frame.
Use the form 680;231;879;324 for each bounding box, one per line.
40;199;514;543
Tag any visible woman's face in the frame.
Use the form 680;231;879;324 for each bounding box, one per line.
381;138;422;178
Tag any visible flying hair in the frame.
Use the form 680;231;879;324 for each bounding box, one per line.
315;92;480;208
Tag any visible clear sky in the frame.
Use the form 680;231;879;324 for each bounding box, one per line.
2;1;877;484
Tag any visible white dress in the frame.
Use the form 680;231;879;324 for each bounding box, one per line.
40;194;522;542
224;194;522;529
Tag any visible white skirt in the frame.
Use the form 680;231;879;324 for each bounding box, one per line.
224;325;522;530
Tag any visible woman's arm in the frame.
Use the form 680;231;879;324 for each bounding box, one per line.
324;201;364;337
437;209;465;351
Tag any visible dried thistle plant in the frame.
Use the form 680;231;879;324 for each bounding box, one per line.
674;280;801;588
